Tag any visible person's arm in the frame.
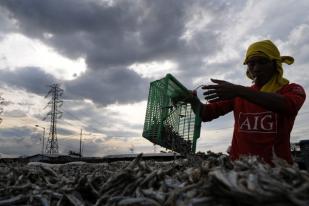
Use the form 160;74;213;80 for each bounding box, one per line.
184;90;233;121
202;79;289;113
188;92;203;115
236;86;287;113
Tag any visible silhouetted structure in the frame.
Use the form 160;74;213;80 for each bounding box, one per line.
0;95;4;124
44;84;63;154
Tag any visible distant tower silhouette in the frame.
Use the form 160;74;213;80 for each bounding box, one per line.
44;84;63;154
0;95;4;125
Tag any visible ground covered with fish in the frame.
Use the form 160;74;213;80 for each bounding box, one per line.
0;152;309;206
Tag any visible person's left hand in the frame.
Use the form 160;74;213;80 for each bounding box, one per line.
202;79;241;102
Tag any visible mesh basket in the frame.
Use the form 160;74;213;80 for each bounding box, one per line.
142;73;201;154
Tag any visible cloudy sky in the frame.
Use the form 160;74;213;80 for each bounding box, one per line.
0;0;309;157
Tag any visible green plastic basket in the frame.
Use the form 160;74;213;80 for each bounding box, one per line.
142;73;201;154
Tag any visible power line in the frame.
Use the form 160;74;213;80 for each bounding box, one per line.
64;110;103;134
60;112;87;128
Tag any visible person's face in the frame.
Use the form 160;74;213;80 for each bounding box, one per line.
246;56;276;86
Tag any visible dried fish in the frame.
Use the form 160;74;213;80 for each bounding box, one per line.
64;193;85;206
0;152;309;205
0;194;27;206
117;197;161;206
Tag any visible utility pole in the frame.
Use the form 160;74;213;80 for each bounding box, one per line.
80;129;82;157
44;84;63;154
79;130;91;157
35;125;45;155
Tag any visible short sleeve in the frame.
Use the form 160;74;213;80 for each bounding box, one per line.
200;99;233;122
281;84;306;115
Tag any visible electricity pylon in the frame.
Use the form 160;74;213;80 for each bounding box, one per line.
0;95;4;125
44;84;63;154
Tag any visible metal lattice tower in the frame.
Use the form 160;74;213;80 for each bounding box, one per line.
44;84;63;154
0;95;4;125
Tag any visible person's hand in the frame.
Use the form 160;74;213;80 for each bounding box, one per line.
202;79;242;103
172;90;197;105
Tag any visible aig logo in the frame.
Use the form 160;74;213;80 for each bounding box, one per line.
238;112;277;133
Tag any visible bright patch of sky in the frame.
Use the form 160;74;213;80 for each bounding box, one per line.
0;33;87;80
128;60;178;79
0;86;46;127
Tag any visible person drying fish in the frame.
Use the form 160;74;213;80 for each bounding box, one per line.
189;40;306;165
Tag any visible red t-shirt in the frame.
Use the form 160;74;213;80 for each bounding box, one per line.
200;83;306;164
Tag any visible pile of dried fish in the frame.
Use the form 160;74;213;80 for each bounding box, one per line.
0;152;309;206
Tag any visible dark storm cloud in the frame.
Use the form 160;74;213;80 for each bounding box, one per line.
0;0;232;73
0;0;249;107
0;6;17;39
0;67;58;95
0;0;200;105
64;67;149;106
84;0;188;69
0;0;188;67
2;0;308;105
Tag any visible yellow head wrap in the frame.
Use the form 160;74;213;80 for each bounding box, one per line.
243;40;294;93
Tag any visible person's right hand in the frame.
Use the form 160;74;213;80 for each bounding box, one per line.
202;79;242;102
